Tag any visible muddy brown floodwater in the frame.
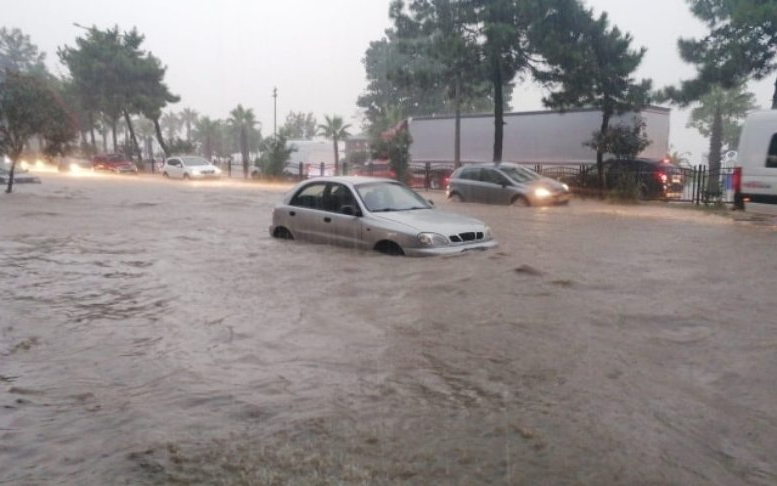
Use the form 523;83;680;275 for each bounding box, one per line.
1;172;777;485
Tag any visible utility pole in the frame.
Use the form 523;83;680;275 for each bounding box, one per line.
273;87;277;141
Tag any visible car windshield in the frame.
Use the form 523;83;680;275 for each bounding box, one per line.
499;165;542;183
181;156;211;167
355;181;432;212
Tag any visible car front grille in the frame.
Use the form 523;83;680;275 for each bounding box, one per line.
449;231;484;243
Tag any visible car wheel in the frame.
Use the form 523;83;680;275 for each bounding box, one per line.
374;240;404;256
511;196;530;207
273;227;294;240
449;192;463;202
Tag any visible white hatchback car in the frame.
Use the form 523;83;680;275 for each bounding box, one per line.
162;156;222;180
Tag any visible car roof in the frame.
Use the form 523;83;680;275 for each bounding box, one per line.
300;175;395;185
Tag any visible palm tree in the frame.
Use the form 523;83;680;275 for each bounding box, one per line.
179;107;199;142
135;117;156;161
194;116;220;160
318;115;351;175
160;111;181;147
228;104;257;178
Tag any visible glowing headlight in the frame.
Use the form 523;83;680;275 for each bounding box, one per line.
534;187;552;198
562;183;569;191
213;167;222;175
418;232;449;247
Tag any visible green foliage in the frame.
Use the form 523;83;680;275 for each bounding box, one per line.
345;150;369;166
318;115;351;174
228;104;260;177
58;25;179;156
585;117;651;160
179;107;199;141
0;71;77;192
687;84;757;151
370;124;412;182
193;116;222;159
259;134;296;178
0;27;48;81
168;137;195;155
280;111;317;139
677;0;777;107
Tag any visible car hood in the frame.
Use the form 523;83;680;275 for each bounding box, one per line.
370;208;488;234
529;177;567;191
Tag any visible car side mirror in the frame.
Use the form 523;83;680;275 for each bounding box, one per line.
341;205;359;216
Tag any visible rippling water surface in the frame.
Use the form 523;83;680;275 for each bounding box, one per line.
2;174;777;485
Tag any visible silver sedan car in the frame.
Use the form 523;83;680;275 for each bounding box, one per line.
270;176;497;256
447;163;570;206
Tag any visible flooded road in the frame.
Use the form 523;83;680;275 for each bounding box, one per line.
2;173;777;485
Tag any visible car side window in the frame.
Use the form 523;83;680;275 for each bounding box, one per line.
325;183;357;214
766;134;777;168
459;167;478;180
480;168;505;185
290;182;326;210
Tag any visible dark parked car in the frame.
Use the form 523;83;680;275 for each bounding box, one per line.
579;158;685;199
446;163;570;206
92;153;138;174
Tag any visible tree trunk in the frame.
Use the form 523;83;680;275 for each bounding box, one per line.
454;75;462;169
88;112;96;154
334;138;340;176
597;110;612;199
240;127;248;178
5;160;16;194
111;118;118;153
772;75;777;109
123;110;143;163
153;118;170;158
707;105;723;196
492;53;504;164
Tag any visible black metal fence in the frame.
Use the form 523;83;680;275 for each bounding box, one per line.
534;163;740;206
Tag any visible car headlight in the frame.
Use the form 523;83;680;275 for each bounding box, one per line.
534;187;552;198
484;226;493;240
562;183;569;191
418;232;449;247
213;167;222;175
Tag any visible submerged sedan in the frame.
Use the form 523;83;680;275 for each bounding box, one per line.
270;176;497;256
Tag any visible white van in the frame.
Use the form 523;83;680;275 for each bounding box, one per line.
738;110;777;203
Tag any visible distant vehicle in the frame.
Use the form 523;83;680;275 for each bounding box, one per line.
407;106;671;167
0;162;41;184
737;110;777;204
58;157;93;173
447;163;570;206
162;156;222;180
92;153;138;174
578;158;684;199
270;176;497;256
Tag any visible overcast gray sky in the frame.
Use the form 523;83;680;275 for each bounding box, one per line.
5;0;774;163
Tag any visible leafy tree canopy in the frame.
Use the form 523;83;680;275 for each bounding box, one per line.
1;71;77;192
0;27;48;81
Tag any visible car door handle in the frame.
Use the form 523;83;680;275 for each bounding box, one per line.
289;211;295;216
323;217;332;223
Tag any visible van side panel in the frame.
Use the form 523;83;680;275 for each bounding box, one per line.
738;111;777;203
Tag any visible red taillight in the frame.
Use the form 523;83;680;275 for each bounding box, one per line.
657;172;667;183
